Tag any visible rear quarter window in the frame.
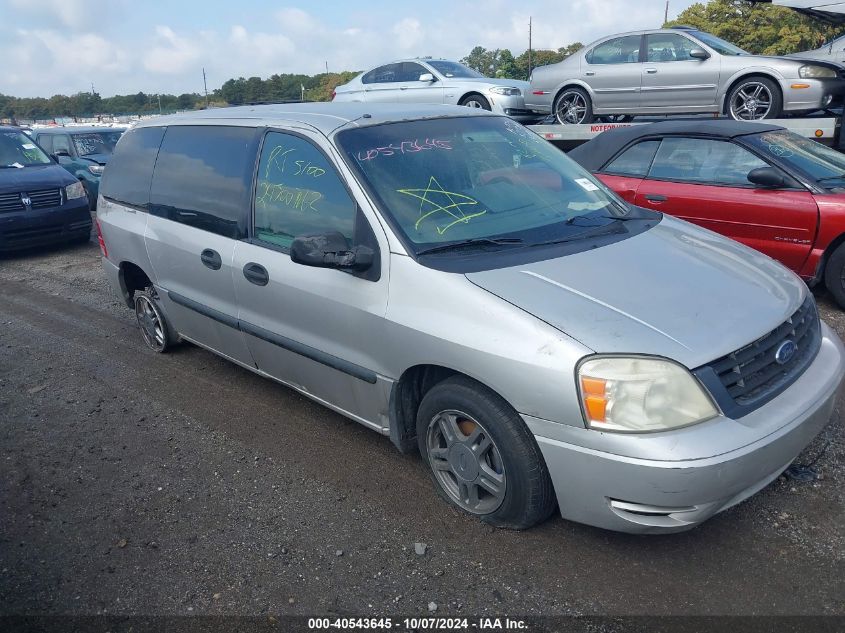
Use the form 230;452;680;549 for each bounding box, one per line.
100;127;166;208
149;125;259;239
603;140;660;177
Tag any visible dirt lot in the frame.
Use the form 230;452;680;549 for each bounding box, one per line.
1;241;843;623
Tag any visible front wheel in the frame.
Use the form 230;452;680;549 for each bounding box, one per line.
727;77;782;120
824;243;845;309
416;376;556;530
460;94;491;110
554;88;594;125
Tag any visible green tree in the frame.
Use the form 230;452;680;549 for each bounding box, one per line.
667;0;836;55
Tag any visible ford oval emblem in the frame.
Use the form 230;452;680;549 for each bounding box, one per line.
775;340;798;365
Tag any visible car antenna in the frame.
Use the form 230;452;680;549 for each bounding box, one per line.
328;113;372;135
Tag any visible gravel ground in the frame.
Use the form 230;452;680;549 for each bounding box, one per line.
0;241;843;624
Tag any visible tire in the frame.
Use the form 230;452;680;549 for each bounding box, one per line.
134;286;176;353
459;94;491;110
597;114;633;123
416;375;556;530
727;77;782;121
81;181;96;212
824;243;845;309
554;87;594;125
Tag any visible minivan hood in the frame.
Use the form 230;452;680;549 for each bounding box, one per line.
0;163;75;194
465;216;805;369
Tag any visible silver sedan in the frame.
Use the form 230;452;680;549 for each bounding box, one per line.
333;58;538;122
527;26;845;123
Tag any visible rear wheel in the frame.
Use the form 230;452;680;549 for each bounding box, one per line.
824;243;845;309
727;77;782;120
554;88;594;125
416;376;556;530
134;286;175;353
460;94;491;110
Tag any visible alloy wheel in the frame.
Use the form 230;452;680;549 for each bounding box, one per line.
555;92;588;125
730;82;773;120
425;409;506;514
135;294;166;352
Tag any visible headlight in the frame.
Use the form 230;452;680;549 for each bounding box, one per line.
489;86;521;96
799;65;837;79
65;181;86;200
577;356;718;433
88;164;105;176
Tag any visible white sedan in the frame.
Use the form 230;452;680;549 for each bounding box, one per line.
333;58;538;122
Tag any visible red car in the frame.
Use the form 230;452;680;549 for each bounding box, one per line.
567;120;845;308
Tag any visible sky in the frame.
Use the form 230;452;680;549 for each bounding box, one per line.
0;0;701;98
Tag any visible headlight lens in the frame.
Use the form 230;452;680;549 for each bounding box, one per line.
577;357;718;433
799;65;837;79
489;86;521;96
88;164;105;176
65;181;86;200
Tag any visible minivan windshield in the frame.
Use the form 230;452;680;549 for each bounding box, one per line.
427;61;485;79
72;130;124;156
337;116;632;254
691;31;749;56
745;129;845;188
0;130;52;168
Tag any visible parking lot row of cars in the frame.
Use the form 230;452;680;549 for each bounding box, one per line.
335;26;845;124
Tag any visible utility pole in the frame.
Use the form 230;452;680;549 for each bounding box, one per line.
157;94;162;114
664;1;669;25
325;61;329;75
202;67;210;108
91;82;95;95
528;17;533;79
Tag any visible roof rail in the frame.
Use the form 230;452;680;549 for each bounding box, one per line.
669;25;699;30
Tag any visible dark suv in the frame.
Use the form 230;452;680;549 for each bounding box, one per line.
0;127;91;251
31;127;125;210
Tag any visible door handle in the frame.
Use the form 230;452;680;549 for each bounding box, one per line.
400;86;408;90
243;262;269;286
645;68;658;74
200;248;222;270
645;194;668;203
585;71;595;76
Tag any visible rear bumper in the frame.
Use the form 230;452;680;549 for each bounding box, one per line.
0;197;91;252
531;323;845;533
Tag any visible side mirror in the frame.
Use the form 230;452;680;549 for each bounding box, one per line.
52;150;70;160
290;231;375;271
689;48;710;60
418;73;435;82
747;166;790;188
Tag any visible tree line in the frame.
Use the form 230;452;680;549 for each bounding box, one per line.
1;0;838;121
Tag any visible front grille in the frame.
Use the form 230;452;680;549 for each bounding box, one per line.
695;296;821;416
0;188;63;213
28;188;62;209
0;192;23;213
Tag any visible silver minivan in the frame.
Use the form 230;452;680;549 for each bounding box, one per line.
97;103;844;533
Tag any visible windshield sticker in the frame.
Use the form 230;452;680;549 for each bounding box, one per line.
397;176;486;235
758;134;795;158
22;143;36;150
568;201;608;211
574;178;600;192
357;138;452;162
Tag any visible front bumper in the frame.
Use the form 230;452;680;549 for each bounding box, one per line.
530;322;845;534
781;77;845;111
0;196;91;252
489;93;544;122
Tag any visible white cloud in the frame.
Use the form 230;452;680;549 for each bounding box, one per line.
0;0;697;97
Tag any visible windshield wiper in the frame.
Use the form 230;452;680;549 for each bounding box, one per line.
565;214;642;226
416;237;525;256
529;221;627;248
